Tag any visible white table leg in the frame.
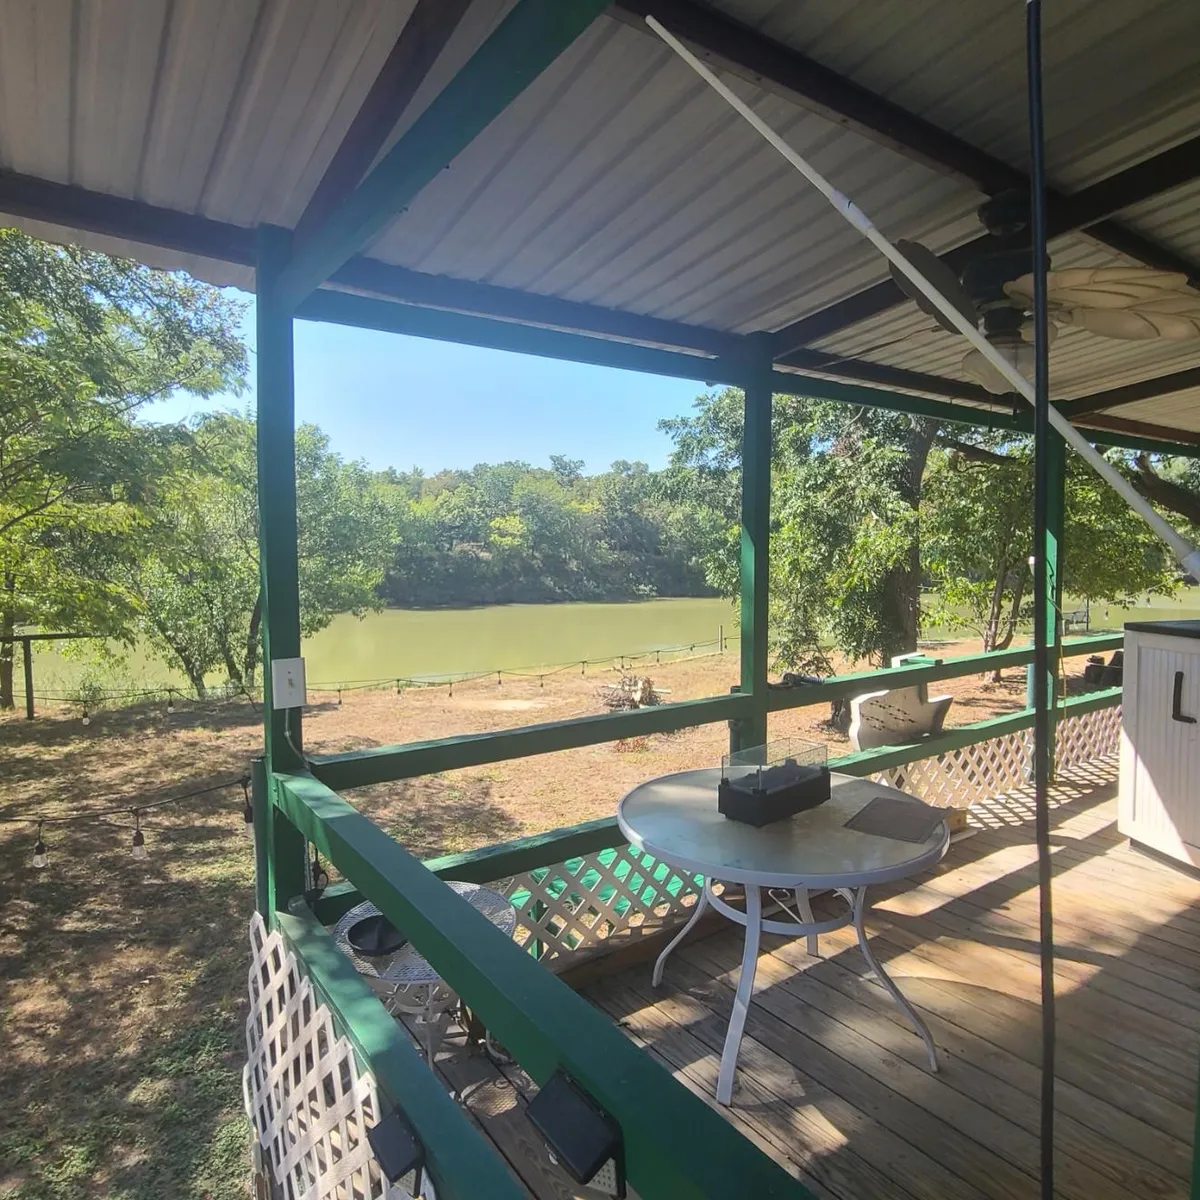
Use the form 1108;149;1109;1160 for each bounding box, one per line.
852;886;939;1072
716;883;762;1105
652;884;710;987
794;887;819;955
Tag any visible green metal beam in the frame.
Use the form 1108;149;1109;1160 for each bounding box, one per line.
276;907;526;1199
767;633;1121;713
256;227;304;772
297;289;736;383
297;291;1200;457
273;772;807;1200
275;0;612;308
424;816;622;883
737;335;774;749
309;693;753;792
1028;430;1066;774
256;228;308;914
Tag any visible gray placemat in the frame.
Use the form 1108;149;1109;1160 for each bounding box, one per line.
843;795;946;844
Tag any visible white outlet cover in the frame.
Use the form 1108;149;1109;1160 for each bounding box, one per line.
270;657;308;710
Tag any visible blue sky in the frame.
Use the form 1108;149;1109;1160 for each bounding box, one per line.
145;292;710;474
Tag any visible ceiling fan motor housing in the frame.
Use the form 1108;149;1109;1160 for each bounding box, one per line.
960;190;1049;312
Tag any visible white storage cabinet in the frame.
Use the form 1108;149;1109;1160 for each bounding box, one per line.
1119;621;1200;866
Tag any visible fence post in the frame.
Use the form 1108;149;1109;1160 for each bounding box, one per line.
22;637;34;720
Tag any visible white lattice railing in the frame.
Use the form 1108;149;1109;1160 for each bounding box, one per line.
483;703;1121;969
485;844;705;969
243;914;434;1200
871;701;1120;813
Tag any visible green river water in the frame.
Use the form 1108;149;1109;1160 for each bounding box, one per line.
28;597;736;694
24;588;1200;698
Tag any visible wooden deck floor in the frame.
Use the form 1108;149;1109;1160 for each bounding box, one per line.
424;761;1199;1198
583;763;1200;1200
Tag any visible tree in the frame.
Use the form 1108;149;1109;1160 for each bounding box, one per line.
923;438;1175;675
0;230;247;706
121;414;397;695
660;387;939;672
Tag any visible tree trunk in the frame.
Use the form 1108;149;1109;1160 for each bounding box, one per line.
243;588;264;690
184;663;209;700
983;561;1008;654
879;418;940;659
1130;453;1200;528
0;573;14;710
220;640;244;689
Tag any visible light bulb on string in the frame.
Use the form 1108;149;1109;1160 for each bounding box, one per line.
81;704;90;727
32;822;48;870
166;690;175;716
131;811;148;861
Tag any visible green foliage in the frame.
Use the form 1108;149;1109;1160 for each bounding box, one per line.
924;439;1175;650
123;414;397;694
378;458;711;607
0;229;247;705
660;388;934;671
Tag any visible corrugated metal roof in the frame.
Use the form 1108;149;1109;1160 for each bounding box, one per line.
367;18;983;334
0;0;419;223
0;1;1197;439
707;0;1200;189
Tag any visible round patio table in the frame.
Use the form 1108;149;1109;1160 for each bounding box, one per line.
618;768;949;1104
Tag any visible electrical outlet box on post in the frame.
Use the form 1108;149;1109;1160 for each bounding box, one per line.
270;657;307;710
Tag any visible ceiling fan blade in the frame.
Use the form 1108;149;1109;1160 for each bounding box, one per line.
891;239;978;334
1006;267;1193;309
1063;306;1200;341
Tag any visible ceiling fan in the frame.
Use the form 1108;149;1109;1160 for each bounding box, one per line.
890;192;1200;394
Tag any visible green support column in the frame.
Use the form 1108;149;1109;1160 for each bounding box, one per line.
256;226;307;915
1027;429;1065;775
736;334;774;751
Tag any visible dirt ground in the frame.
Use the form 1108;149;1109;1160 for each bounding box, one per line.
0;640;1037;1198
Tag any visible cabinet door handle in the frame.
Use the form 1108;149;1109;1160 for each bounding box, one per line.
1172;671;1196;724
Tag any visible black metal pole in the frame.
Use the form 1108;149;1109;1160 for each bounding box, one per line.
1026;2;1056;1196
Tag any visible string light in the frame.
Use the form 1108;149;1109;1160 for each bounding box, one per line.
32;821;47;869
8;777;250;875
166;690;175;716
81;704;90;726
131;811;148;861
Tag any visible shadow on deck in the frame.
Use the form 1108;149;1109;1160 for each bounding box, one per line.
584;759;1198;1199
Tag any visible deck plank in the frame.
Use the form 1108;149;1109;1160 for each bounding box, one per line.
581;770;1196;1200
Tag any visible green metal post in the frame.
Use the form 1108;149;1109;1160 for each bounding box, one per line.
1027;429;1065;776
22;637;33;720
737;333;774;750
256;226;307;915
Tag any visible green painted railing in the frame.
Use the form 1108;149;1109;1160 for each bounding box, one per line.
275;638;1123;1196
766;633;1121;711
275;906;526;1199
272;771;807;1199
311;692;751;791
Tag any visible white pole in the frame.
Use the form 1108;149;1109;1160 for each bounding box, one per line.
645;15;1200;579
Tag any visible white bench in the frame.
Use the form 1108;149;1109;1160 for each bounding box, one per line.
849;653;953;752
